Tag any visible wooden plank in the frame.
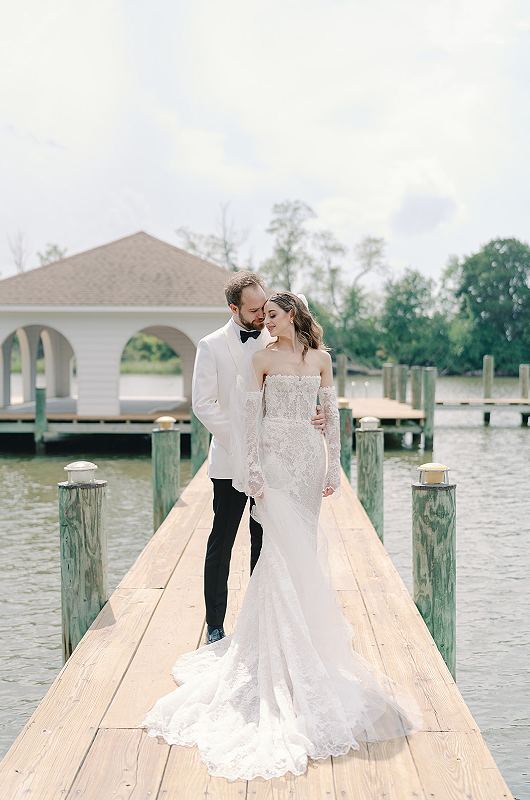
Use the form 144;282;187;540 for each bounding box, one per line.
66;728;169;800
409;730;514;799
0;587;161;800
332;740;423;800
118;463;211;590
346;398;425;421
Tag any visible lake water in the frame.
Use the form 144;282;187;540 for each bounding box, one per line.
0;373;528;798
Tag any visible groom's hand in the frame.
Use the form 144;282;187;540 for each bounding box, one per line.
310;404;326;433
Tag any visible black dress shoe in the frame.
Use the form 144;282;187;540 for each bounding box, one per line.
207;625;225;644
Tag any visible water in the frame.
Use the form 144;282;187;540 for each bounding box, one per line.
0;374;528;797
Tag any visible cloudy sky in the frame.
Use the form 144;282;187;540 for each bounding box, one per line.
1;0;530;289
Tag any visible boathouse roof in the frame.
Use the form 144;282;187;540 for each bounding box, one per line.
0;231;233;306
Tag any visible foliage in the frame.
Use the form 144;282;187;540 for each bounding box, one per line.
260;200;316;290
37;243;67;266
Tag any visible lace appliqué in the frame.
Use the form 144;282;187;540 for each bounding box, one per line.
245;390;265;497
319;386;341;492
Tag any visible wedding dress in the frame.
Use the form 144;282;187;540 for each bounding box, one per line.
140;374;424;781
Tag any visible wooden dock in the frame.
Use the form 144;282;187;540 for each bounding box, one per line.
345;397;424;434
0;465;514;798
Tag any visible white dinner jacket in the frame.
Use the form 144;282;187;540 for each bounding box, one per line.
191;317;273;479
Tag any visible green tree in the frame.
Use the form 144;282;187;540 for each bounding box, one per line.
261;200;316;290
451;238;530;372
37;243;67;266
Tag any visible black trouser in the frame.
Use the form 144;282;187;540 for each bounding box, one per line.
204;478;263;629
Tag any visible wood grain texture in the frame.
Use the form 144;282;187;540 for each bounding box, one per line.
151;427;180;531
412;483;456;679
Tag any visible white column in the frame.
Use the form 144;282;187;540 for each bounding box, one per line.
0;333;14;407
42;328;73;398
75;344;121;416
18;326;41;403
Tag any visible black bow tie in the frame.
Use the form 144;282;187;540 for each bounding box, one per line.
240;329;261;343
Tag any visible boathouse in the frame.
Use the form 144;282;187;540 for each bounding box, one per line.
0;232;231;415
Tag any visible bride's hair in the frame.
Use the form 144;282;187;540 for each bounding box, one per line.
267;291;329;359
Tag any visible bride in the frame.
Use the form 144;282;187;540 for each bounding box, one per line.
140;291;424;781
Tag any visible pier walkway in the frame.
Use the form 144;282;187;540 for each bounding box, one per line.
0;465;513;798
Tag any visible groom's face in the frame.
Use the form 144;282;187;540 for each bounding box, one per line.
233;285;267;331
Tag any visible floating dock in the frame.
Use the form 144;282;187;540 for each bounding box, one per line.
0;464;513;798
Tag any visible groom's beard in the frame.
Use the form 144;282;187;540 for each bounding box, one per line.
238;311;265;331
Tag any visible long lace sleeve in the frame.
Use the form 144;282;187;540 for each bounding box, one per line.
245;390;265;497
319;385;341;491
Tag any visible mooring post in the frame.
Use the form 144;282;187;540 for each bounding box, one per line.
411;366;422;409
355;416;384;542
191;411;210;475
519;364;529;426
389;364;398;400
336;353;347;397
397;364;408;403
58;460;107;663
339;398;352;481
482;354;494;426
152;415;180;532
422;366;436;450
382;363;393;398
412;462;456;680
34;386;47;454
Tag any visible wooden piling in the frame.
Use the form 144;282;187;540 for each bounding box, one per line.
382;362;393;398
152;417;181;531
34;386;47;454
336;353;347;397
411;366;422;409
389;364;398;400
339;399;352;481
397;364;408;403
58;462;107;663
412;464;456;679
519;364;529;425
355;418;384;542
483;354;494;426
191;411;210;476
422;367;436;449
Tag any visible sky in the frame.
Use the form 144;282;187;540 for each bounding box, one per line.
1;0;530;291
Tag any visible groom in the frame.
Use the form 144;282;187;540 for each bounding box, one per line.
192;272;326;643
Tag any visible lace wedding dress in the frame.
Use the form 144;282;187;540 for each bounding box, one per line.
140;374;424;781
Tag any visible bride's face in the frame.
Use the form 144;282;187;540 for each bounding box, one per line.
265;301;293;337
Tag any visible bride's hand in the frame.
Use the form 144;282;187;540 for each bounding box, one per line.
322;486;334;497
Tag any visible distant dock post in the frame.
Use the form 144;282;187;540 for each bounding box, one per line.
382;363;393;398
58;461;107;663
422;367;436;450
152;415;180;531
191;411;210;475
355;416;384;542
519;364;529;426
397;364;408;403
412;462;456;679
389;364;398;400
336;353;347;397
34;386;47;454
482;354;494;425
339;399;352;481
411;367;422;446
411;366;422;409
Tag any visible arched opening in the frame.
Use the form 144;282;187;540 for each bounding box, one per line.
0;326;76;410
118;325;196;414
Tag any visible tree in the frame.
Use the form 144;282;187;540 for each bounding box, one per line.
176;202;248;271
352;236;389;287
381;269;448;368
7;230;29;273
452;238;530;372
37;243;67;266
308;230;347;315
260;200;316;290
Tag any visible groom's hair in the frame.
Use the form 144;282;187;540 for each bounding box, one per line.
225;272;265;308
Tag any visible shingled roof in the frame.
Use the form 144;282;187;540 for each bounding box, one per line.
0;232;233;306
